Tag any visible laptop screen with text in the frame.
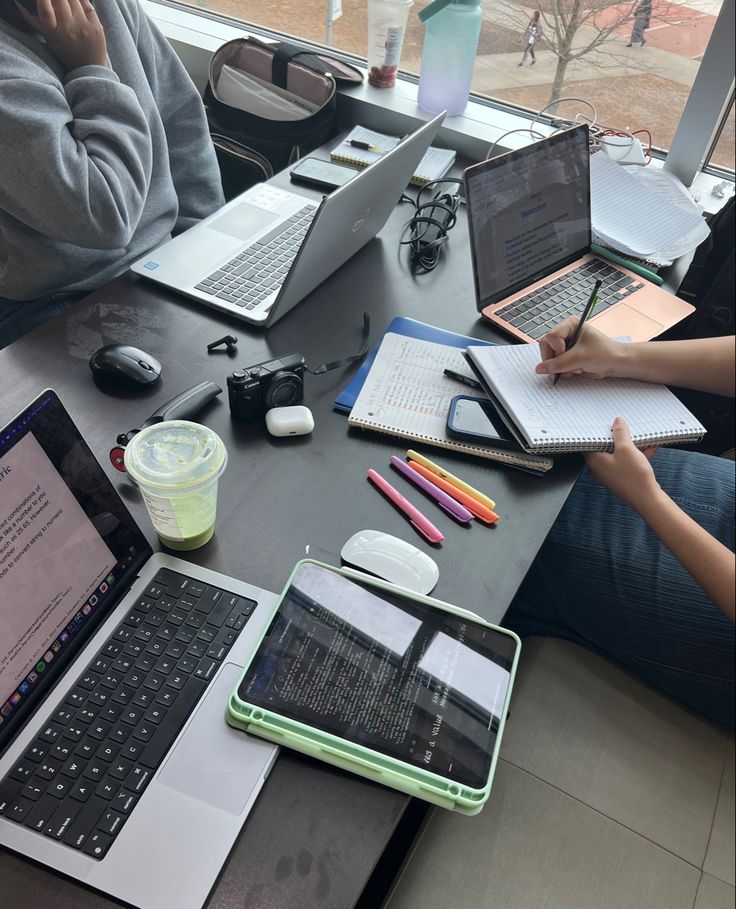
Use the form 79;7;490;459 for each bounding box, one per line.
465;125;591;308
0;392;151;754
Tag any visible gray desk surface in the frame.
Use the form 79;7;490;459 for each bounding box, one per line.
0;178;580;908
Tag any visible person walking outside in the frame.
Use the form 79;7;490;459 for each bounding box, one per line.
627;0;652;46
518;11;543;67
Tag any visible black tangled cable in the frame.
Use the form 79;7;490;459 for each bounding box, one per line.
399;178;464;273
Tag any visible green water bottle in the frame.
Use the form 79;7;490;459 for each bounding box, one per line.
417;0;483;116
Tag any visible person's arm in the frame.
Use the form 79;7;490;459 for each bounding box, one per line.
131;1;225;232
536;319;735;397
586;419;735;621
3;0;154;249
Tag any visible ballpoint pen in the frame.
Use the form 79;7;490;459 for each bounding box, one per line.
405;449;496;511
390;456;474;524
443;368;484;391
407;461;500;524
348;139;384;153
552;278;603;387
367;469;444;544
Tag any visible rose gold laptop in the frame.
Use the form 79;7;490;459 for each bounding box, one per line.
464;125;694;343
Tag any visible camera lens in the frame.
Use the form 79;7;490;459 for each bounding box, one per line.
265;371;303;409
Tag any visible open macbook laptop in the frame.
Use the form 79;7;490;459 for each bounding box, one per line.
131;112;446;326
464;125;694;342
0;391;280;909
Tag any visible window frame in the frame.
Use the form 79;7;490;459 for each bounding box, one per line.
144;0;735;188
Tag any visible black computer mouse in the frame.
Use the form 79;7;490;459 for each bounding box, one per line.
89;344;162;388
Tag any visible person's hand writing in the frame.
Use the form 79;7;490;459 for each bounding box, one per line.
585;416;661;512
16;0;108;72
535;319;623;381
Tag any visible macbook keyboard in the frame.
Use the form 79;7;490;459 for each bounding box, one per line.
194;205;316;309
0;568;255;859
495;258;644;340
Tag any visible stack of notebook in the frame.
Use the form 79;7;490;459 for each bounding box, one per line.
344;330;554;475
331;127;456;186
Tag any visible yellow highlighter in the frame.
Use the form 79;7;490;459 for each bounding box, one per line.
406;450;496;511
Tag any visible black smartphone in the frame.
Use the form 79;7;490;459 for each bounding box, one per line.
446;395;518;449
289;158;357;192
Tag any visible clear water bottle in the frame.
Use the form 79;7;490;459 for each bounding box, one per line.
417;0;483;117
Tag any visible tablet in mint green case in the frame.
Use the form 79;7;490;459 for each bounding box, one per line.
227;559;520;815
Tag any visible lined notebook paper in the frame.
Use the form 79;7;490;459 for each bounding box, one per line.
590;152;708;263
466;344;705;453
348;334;554;474
331;127;456;186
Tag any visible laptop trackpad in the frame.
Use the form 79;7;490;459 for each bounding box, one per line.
593;304;662;342
209;204;280;241
158;663;275;815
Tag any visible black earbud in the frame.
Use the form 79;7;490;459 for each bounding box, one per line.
207;334;238;354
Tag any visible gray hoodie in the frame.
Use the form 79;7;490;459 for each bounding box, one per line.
0;0;225;299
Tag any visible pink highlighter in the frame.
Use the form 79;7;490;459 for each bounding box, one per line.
367;469;444;544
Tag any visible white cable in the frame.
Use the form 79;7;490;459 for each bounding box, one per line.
485;96;648;165
486;128;546;159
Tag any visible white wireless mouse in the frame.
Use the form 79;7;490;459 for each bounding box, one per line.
340;529;440;596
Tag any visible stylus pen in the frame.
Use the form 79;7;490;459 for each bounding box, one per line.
407;461;500;524
367;469;444;544
405;449;496;511
348;139;384;153
552;278;602;387
443;368;484;391
590;242;664;286
390;456;474;524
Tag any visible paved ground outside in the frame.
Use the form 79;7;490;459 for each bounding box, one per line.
196;0;734;169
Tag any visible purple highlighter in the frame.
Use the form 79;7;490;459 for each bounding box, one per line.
389;456;474;524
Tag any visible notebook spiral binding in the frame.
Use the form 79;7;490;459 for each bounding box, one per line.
530;425;703;453
331;153;372;169
361;421;552;469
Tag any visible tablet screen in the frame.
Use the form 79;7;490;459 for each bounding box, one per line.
237;562;517;789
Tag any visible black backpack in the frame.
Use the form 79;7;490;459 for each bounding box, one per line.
203;37;361;200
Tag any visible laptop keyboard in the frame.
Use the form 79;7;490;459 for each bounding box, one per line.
495;258;644;340
194;205;317;310
0;568;256;859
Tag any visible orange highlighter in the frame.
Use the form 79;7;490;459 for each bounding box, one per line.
407;461;500;524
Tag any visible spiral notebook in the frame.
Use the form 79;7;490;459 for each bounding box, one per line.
466;344;706;454
331;127;456;186
347;333;554;474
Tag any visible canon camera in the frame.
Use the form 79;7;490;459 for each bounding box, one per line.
227;353;305;420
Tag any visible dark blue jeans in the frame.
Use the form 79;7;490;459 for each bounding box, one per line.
0;292;85;349
504;448;735;726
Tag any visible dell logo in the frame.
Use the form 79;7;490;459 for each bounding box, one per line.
351;209;371;233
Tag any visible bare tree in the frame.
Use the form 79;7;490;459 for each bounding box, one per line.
546;0;638;102
497;0;663;106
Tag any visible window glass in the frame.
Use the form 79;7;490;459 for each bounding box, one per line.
708;103;735;171
186;0;731;163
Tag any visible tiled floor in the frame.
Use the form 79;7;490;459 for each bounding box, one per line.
384;638;735;909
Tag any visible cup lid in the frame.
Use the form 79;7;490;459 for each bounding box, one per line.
123;421;227;491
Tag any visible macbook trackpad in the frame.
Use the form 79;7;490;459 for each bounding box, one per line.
158;663;276;815
208;204;279;241
592;303;662;342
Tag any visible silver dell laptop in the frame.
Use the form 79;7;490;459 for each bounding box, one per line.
131;113;446;326
0;391;279;909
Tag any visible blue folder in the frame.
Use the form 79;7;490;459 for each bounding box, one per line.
333;317;495;415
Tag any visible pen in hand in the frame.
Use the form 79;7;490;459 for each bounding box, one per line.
552;278;603;387
348;139;384;153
